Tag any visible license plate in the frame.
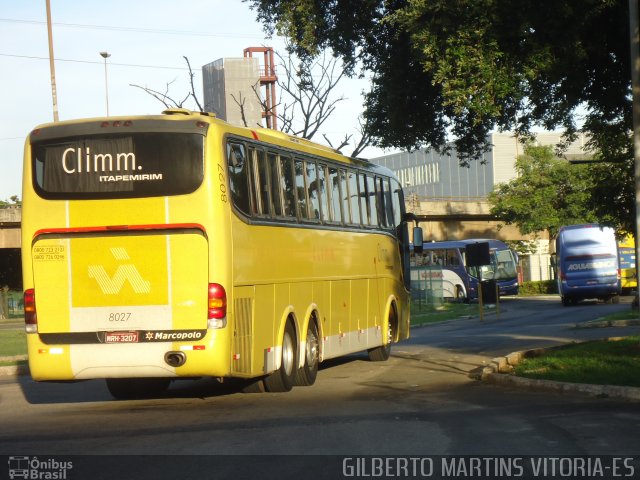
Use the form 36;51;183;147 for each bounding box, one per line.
104;331;139;343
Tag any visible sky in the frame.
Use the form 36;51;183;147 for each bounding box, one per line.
0;0;386;201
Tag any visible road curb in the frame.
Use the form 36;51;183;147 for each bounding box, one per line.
474;337;640;401
0;362;28;377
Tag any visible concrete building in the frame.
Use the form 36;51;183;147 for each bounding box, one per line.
371;132;592;282
202;57;263;128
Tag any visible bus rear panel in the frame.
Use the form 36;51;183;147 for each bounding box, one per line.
23;116;232;381
556;224;620;306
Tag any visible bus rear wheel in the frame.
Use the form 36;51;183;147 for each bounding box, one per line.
294;319;319;386
264;321;298;392
105;377;170;400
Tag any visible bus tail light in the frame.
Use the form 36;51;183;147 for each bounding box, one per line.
208;283;227;329
24;289;38;333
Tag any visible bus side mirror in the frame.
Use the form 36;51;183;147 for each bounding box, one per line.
413;227;424;254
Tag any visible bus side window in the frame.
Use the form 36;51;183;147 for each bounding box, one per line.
279;155;297;219
252;147;271;217
358;173;369;225
317;163;330;223
227;142;251;216
306;161;321;221
376;177;387;228
329;167;343;223
447;249;461;266
268;152;284;217
340;169;351;224
367;175;379;227
391;179;403;230
347;171;361;226
294;159;309;220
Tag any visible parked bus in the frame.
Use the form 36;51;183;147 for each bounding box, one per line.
410;239;519;302
555;224;620;306
617;233;637;294
21;109;412;399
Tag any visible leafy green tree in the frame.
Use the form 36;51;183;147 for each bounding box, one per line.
247;0;631;163
488;145;596;239
0;196;21;207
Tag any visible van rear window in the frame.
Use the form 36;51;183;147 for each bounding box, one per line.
32;133;204;199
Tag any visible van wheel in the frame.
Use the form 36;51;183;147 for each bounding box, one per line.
106;378;170;400
294;320;319;386
264;321;298;392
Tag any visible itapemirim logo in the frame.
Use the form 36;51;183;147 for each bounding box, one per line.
8;456;73;479
87;247;151;295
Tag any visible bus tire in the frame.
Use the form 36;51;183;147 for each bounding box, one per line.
105;377;170;400
294;319;319;386
368;305;397;362
455;286;466;303
241;377;267;393
264;320;298;392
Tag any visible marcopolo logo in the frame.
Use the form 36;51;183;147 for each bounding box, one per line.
8;456;73;480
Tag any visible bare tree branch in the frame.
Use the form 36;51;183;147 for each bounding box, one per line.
183;56;204;112
130;79;183;109
349;116;373;158
131;57;203;111
229;92;249;127
323;133;351;153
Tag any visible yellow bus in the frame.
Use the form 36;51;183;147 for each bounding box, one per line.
618;234;637;294
22;109;412;399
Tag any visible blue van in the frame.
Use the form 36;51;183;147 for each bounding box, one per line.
556;224;621;306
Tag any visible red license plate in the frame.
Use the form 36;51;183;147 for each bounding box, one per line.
105;331;139;343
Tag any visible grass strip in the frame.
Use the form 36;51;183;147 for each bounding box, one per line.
0;329;26;358
514;336;640;387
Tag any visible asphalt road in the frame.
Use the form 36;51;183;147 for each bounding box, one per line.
1;296;639;479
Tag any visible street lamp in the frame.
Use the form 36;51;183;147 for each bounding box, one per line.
99;51;111;116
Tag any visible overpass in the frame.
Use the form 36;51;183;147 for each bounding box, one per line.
0;206;21;289
0;206;20;249
406;196;529;242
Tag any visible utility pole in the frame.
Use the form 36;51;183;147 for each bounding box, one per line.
100;52;111;116
45;0;59;121
629;0;640;311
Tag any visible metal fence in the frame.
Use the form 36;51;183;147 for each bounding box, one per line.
0;289;23;320
410;265;445;311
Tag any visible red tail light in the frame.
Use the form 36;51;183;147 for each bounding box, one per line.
24;289;37;333
208;283;227;328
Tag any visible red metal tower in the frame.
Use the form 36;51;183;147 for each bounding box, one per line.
244;46;278;130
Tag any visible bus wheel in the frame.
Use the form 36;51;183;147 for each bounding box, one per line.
455;286;466;303
264;321;298;392
105;378;170;400
294;320;319;386
368;306;397;362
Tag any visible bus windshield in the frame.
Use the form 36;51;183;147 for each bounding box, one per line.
468;248;518;281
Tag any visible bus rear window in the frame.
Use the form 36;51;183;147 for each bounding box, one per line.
32;133;204;199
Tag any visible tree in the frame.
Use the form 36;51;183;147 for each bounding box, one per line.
133;51;371;157
247;0;631;161
488;144;596;239
254;45;371;157
0;196;21;207
247;0;633;230
131;57;203;111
